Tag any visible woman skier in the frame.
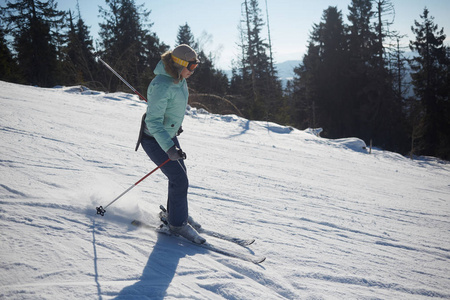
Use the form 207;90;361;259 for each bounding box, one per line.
138;44;205;244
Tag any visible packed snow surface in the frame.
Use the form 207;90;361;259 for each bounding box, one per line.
1;80;449;299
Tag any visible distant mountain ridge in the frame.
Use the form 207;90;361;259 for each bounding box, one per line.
275;60;301;81
222;60;301;85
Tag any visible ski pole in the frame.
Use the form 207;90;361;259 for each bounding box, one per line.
96;158;171;216
97;57;148;102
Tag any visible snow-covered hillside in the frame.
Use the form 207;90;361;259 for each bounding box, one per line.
1;80;449;299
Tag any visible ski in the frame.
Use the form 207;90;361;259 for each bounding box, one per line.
131;220;266;264
158;205;255;247
196;227;255;247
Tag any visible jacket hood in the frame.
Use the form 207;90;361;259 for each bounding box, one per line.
153;60;171;77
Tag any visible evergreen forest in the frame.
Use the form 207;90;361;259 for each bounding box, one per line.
0;0;449;159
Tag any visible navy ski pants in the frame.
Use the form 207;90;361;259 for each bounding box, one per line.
141;135;188;227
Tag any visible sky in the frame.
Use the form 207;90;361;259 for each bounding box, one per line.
2;0;450;70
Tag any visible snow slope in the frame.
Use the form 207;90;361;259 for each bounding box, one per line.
1;80;449;299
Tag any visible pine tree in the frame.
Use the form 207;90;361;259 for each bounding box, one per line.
348;0;376;65
384;36;411;153
366;0;408;152
346;0;377;141
346;0;407;151
293;7;349;136
290;41;321;129
176;23;198;49
2;0;65;87
289;1;409;153
317;7;349;137
0;19;21;83
233;0;283;122
98;0;167;93
373;0;395;67
61;7;99;89
409;8;449;159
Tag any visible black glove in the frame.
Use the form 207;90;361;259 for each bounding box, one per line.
166;145;186;161
177;126;183;136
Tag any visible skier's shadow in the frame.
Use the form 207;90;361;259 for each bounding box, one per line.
113;234;188;300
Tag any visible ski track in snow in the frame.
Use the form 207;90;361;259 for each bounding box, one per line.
0;80;449;299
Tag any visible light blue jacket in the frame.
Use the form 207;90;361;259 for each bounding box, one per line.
144;60;188;152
